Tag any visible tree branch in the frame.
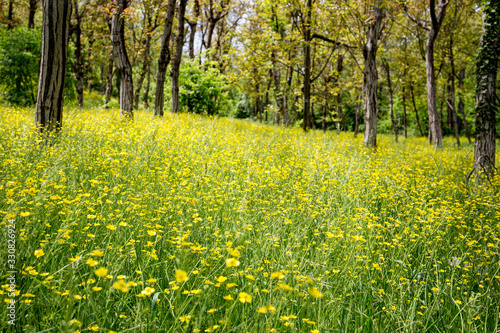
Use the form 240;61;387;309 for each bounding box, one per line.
311;33;355;49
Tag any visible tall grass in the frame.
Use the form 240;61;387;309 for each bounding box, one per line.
1;106;499;332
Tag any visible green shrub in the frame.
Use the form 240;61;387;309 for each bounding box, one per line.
178;59;229;115
0;27;41;105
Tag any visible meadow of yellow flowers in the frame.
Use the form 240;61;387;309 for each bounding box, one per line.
1;106;499;332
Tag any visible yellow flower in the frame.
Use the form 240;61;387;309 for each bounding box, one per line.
94;267;109;277
175;269;188;283
147;278;157;283
229;248;240;257
106;225;116;231
88;325;99;331
309;287;323;298
179;314;191;323
215;276;227;283
69;255;80;262
455;300;462;305
92;287;102;291
20;212;31;217
113;280;129;293
271;272;285;279
238;292;252;303
69;319;82;326
90;250;104;257
86;258;98;267
223;295;233;301
245;274;256;281
226;258;240;267
34;249;44;258
256;306;268;314
208;308;217;313
226;283;238;288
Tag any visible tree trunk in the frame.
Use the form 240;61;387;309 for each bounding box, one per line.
362;2;384;147
134;32;151;109
448;36;460;147
323;78;328;133
100;62;105;94
302;0;312;131
154;0;176;116
458;68;471;144
383;59;397;142
402;87;408;138
425;0;448;148
410;81;424;137
171;0;188;114
188;0;200;59
28;0;37;29
86;39;94;94
7;0;14;30
143;62;151;108
473;0;500;181
73;0;84;107
336;54;344;132
111;0;133;118
105;48;113;104
354;92;361;138
35;0;72;134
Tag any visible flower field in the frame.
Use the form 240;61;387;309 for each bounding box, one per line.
1;106;499;332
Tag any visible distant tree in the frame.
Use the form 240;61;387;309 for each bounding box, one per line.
154;0;176;116
35;0;72;134
111;0;133;117
473;0;500;181
171;0;188;114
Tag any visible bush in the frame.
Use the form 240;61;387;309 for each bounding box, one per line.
0;27;76;105
0;28;41;105
178;59;229;115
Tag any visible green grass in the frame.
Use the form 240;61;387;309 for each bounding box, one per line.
0;106;499;333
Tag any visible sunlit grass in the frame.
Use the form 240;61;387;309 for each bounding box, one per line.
1;106;499;332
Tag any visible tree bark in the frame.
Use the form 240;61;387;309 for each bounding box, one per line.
402;87;408;139
28;0;37;29
302;0;312;131
362;2;384;147
410;81;424;137
171;0;188;114
134;31;152;109
383;59;397;142
474;0;500;180
111;0;133;118
73;0;84;107
86;38;94;93
105;48;113;105
35;0;72;134
154;0;176;116
143;62;151;108
354;92;361;138
448;36;460;147
7;0;14;30
336;54;344;132
425;0;448;148
457;68;471;144
188;0;200;59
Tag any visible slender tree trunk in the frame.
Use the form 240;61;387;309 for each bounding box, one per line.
383;59;397;142
105;48;113;104
86;39;94;94
72;0;84;107
425;0;448;148
188;0;200;59
171;0;188;114
474;0;500;180
323;78;328;133
336;54;344;132
28;0;37;29
302;0;312;131
410;82;424;137
458;68;471;144
143;62;151;108
134;33;151;109
7;0;13;30
448;36;460;147
35;0;72;134
354;92;361;138
402;87;408;138
100;62;105;94
362;2;384;147
111;0;134;117
154;0;176;116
